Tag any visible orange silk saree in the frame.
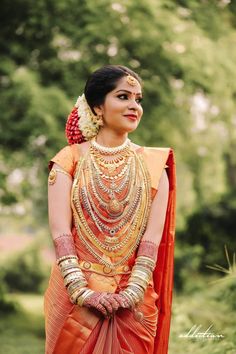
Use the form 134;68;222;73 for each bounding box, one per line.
44;144;176;354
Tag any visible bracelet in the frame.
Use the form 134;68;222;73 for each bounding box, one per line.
58;259;80;269
121;255;156;306
61;267;82;277
57;255;89;304
57;255;78;265
76;289;94;307
64;273;85;287
69;287;88;303
48;168;72;185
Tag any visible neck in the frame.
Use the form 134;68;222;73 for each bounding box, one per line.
95;129;128;147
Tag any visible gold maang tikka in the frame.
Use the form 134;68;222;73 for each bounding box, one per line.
126;75;139;86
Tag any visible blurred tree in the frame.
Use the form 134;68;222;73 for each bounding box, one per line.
179;190;236;270
0;0;236;235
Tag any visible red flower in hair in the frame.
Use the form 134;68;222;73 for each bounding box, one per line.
65;107;86;145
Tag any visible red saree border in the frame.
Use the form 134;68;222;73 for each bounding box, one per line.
153;148;176;354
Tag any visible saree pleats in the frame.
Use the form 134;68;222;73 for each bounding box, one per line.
44;265;74;354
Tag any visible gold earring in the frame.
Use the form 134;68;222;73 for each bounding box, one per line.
97;113;104;126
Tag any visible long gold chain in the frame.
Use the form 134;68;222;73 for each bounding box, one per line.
71;146;152;269
73;162;144;254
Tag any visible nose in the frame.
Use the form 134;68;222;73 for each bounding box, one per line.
127;98;139;111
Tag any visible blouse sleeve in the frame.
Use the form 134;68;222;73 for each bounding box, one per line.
48;145;75;176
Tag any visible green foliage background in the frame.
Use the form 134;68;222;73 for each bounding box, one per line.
0;0;236;352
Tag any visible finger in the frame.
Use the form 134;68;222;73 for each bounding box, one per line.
106;296;120;311
100;299;113;314
113;294;130;308
96;304;108;317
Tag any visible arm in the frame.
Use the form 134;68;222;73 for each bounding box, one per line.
141;167;169;248
48;163;73;244
48;163;93;301
120;168;169;306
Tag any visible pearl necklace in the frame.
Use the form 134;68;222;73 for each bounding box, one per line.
91;137;130;155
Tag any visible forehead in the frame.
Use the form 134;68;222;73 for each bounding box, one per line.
112;76;142;94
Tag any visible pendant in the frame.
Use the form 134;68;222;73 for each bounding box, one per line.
105;235;119;244
106;198;124;216
107;164;117;173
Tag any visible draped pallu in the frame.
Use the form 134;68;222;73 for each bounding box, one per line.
44;144;176;354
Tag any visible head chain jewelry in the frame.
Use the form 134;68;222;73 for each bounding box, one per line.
65;94;104;144
126;75;139;87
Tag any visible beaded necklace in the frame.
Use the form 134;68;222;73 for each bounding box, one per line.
71;141;152;269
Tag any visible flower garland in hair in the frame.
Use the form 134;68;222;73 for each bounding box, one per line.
65;94;103;145
76;94;103;140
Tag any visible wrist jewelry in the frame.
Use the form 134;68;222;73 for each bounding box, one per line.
120;255;156;307
57;255;89;304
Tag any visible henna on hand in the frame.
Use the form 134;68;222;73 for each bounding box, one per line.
108;293;131;309
83;292;130;316
83;292;110;317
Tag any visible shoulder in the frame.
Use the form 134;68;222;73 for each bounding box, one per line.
143;146;172;153
48;144;78;175
130;140;172;153
137;146;172;190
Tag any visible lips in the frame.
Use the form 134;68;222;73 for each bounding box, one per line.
124;114;138;121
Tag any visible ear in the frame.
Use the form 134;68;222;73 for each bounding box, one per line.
93;105;103;116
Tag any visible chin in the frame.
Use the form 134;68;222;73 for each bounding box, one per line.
125;126;138;134
127;122;139;133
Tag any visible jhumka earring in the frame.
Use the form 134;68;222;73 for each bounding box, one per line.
96;113;104;127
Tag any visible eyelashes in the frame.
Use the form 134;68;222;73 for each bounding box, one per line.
117;94;143;104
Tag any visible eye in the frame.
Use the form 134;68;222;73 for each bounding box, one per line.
136;97;143;104
117;94;128;100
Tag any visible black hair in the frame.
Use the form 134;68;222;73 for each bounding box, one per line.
84;65;142;114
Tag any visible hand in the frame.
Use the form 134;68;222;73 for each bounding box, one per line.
83;292;130;317
107;293;131;311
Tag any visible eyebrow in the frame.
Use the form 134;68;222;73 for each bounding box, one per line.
115;89;142;96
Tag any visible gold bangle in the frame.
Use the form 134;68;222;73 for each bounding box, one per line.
64;273;86;287
120;291;136;307
57;255;78;265
59;259;80;270
76;289;94;307
69;282;87;297
69;285;89;304
61;267;81;277
70;287;88;300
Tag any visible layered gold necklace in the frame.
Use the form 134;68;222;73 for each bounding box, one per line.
71;138;152;269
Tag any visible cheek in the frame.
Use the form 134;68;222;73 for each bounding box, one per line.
138;106;143;118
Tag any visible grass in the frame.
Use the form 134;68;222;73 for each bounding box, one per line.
0;294;45;354
169;271;236;354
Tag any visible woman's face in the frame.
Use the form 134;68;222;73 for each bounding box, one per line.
95;76;143;134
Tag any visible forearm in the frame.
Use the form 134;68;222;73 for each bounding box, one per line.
120;242;157;307
52;233;92;305
120;169;169;307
